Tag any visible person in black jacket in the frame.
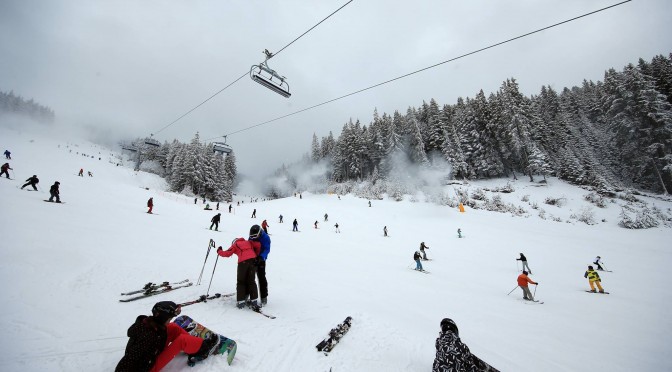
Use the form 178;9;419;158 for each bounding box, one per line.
21;175;39;190
115;301;217;372
413;251;424;271
0;163;11;178
48;181;60;202
433;318;499;372
210;213;221;231
516;253;532;274
420;242;430;260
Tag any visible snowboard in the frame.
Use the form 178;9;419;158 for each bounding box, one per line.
43;200;65;204
585;290;610;294
173;315;237;366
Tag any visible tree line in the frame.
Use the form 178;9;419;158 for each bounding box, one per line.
0;90;55;123
298;53;672;194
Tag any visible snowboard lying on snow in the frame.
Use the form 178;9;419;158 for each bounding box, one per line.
173;315;237;366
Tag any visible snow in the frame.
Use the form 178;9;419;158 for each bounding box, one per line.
1;124;671;372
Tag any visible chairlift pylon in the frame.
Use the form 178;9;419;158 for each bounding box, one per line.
250;49;291;98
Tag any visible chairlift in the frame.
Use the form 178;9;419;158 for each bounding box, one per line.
144;134;160;147
121;145;138;153
213;136;232;155
250;49;291;98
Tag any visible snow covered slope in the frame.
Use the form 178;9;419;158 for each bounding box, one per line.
1;125;671;372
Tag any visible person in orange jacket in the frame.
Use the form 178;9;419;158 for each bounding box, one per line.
517;271;538;301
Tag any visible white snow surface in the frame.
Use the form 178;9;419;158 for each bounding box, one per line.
1;125;671;372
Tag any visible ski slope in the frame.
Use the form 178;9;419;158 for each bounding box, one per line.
1;125;671;372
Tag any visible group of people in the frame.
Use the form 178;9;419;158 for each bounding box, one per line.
5;162;61;202
78;168;93;177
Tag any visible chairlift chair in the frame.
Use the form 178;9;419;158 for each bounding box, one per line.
144;135;160;147
122;145;138;153
213;142;232;155
250;49;291;98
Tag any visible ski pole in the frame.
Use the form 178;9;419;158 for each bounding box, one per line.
516;260;520;272
507;286;518;295
533;284;538;298
197;239;215;285
206;254;220;297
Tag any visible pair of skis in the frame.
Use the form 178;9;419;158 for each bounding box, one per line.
119;280;192;302
316;317;353;355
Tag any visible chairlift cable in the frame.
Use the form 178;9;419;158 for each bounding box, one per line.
153;0;355;137
206;0;632;141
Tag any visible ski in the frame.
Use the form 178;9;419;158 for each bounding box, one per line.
180;292;235;307
410;268;430;274
119;282;193;302
121;279;190;296
248;304;276;319
585;291;610;294
316;317;353;354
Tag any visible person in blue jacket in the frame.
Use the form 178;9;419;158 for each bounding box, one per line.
250;224;271;306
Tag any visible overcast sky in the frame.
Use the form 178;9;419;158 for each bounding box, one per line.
1;0;671;177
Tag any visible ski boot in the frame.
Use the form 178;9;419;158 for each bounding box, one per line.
187;333;218;366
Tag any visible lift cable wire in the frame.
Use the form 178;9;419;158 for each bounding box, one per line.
153;0;355;137
206;0;631;141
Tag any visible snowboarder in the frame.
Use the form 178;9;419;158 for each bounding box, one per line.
210;213;221;231
324;213;328;222
21;175;39;190
88;171;93;177
278;214;283;223
147;197;153;214
1;163;12;178
3;150;10;159
432;318;499;372
292;219;298;232
516;253;532;274
229;204;232;213
593;256;605;271
457;228;462;238
517;271;538;301
383;226;388;237
216;231;261;309
48;181;61;202
335;223;340;233
420;242;430;260
204;203;212;210
584;265;605;293
413;251;424;271
251;209;256;218
78;168;84;177
115;301;218;372
250;225;271;306
261;219;269;233
314;221;318;229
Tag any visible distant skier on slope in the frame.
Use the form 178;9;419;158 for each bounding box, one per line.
334;223;340;233
517;271;538;301
210;213;221;231
292;219;298;232
593;256;605;271
383;226;388;237
278;214;283;223
229;203;233;213
251;208;256;218
21;175;39;190
324;213;328;222
1;162;12;178
216;229;261;310
115;301;218;372
314;220;318;229
584;265;605;293
78;168;84;177
413;251;424;271
147;197;153;214
261;219;269;233
3;150;10;159
420;242;430;260
48;181;61;202
516;253;532;274
433;318;500;372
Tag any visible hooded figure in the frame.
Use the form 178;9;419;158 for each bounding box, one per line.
433;318;500;372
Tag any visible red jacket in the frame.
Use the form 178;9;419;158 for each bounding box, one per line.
147;198;153;207
217;238;260;263
517;273;537;287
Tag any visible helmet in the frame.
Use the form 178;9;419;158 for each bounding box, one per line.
33;175;36;177
249;224;262;239
152;301;180;323
55;181;60;185
440;318;459;335
588;265;594;270
522;271;528;275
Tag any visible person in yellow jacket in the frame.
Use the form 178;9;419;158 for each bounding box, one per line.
584;265;605;293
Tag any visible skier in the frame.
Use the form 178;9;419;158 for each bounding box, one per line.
228;203;232;213
216;231;261;310
194;198;197;204
517;271;538;301
216;202;219;210
516;253;532;274
115;301;218;372
432;318;499;372
48;181;61;202
20;175;39;190
420;242;430;260
292;218;298;232
314;221;318;229
210;213;221;231
334;223;340;233
0;162;12;178
261;219;269;233
368;200;371;207
278;214;283;223
593;256;605;271
78;168;84;177
250;224;271;306
251;209;256;218
3;150;10;159
88;171;93;177
413;251;424;271
147;197;153;214
457;228;462;238
383;226;388;237
584;265;605;293
324;213;328;222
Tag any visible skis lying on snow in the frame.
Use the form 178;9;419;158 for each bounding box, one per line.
121;279;190;296
179;293;236;307
316;317;353;355
119;282;193;302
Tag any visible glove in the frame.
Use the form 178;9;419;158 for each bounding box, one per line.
535;282;539;285
217;246;223;252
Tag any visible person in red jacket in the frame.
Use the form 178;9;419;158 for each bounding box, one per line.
115;301;217;372
217;230;261;310
147;197;154;214
261;219;269;233
516;271;538;301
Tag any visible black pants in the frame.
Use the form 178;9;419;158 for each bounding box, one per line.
256;259;268;299
0;170;8;178
210;221;219;230
22;182;37;190
236;260;258;302
48;191;60;202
